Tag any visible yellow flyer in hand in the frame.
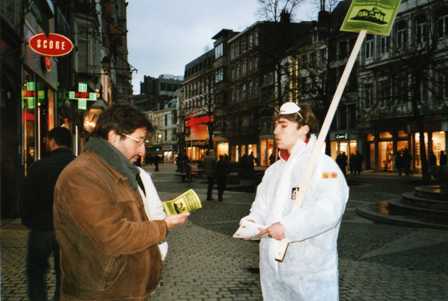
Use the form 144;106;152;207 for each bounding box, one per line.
163;189;202;216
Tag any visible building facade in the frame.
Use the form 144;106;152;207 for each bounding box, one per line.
357;0;448;172
145;98;179;162
134;74;183;111
0;0;133;218
182;50;215;160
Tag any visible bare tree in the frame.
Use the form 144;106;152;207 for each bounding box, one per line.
257;0;304;22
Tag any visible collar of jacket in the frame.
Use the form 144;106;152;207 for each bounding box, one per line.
84;137;139;190
279;134;316;162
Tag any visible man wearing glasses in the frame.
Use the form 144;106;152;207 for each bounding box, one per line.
54;104;189;300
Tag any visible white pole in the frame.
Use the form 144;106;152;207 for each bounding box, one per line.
275;30;367;262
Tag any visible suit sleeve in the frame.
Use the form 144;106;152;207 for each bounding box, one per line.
54;166;168;257
281;158;349;242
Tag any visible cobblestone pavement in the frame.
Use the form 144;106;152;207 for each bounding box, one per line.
1;164;447;300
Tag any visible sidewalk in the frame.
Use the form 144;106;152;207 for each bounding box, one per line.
1;163;447;300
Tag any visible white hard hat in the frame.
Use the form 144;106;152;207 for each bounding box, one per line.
279;102;301;115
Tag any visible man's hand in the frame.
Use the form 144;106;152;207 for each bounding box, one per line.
164;212;190;230
258;222;285;240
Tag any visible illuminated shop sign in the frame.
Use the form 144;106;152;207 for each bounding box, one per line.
185;115;213;128
28;33;74;57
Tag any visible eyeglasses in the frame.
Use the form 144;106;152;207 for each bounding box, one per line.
123;134;145;146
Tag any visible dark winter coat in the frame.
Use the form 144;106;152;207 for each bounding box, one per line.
22;148;75;230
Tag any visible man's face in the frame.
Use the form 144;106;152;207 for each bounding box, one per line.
109;127;147;162
273;117;308;151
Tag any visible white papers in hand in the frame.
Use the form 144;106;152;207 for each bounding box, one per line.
233;220;267;240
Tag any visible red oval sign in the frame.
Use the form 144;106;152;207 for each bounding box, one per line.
28;33;74;57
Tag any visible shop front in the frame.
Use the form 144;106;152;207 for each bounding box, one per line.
364;128;447;172
21;77;56;172
184;114;212;161
329;132;359;161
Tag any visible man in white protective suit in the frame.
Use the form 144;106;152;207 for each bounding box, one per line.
240;102;349;301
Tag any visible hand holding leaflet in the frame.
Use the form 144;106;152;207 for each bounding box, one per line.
233;219;267;240
163;189;202;216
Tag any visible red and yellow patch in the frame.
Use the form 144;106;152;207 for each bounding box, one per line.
321;171;337;179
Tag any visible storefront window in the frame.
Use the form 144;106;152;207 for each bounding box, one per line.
397;140;409;152
349;140;357;155
432;131;446;164
379;141;394;171
379;131;393;139
369;143;375;169
247;144;257;158
260;138;273;166
397;130;408;138
414;132;429;170
217;142;229;158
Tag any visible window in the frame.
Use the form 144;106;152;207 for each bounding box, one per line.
395;75;408;103
377;80;390;107
441;73;448;99
319;48;327;64
77;23;90;73
378;36;390;55
364;35;375;59
301;54;307;66
364;83;373;107
396;20;408;49
215;68;224;83
438;14;448;38
349;104;356;128
338;40;348;59
310;52;316;66
215;43;224;59
415;15;428;45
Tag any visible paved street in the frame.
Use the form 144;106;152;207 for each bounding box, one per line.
1;163;448;300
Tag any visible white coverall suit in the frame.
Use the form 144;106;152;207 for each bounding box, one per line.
241;135;349;301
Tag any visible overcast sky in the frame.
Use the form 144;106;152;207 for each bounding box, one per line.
127;1;317;95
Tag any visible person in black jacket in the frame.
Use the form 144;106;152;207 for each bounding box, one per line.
216;155;230;202
22;126;75;301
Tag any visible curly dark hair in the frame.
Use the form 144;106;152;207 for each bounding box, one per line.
92;104;153;139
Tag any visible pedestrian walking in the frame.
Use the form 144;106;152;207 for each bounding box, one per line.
354;151;363;174
216;155;230;202
403;148;412;175
336;152;347;176
239;102;349;300
22;126;75;301
396;150;404;176
203;149;217;200
429;151;437;179
349;153;356;175
440;150;447;166
53;104;189;300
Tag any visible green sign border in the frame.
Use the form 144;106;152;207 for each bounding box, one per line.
340;0;401;36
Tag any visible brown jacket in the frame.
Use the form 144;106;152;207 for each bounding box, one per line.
54;151;167;300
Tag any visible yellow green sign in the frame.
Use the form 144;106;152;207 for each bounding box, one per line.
340;0;401;36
